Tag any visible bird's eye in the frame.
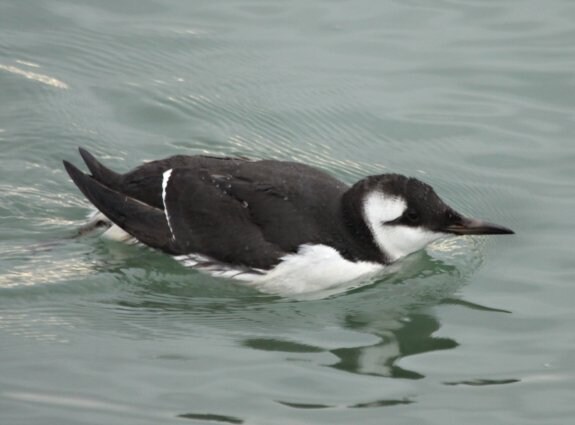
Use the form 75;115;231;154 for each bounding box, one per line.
404;209;420;223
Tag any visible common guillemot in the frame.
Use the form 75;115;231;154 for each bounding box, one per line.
63;148;514;294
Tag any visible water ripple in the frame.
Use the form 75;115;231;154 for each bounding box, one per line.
0;64;68;89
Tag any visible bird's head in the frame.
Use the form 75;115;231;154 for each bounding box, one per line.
349;174;514;263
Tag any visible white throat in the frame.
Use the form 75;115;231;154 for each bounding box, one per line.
362;191;445;262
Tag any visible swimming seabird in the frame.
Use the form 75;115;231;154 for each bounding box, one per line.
63;148;514;293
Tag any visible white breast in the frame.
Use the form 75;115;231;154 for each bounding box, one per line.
247;244;383;295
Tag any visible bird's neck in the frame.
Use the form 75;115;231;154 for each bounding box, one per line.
340;188;390;265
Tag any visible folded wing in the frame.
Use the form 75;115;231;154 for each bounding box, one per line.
161;168;286;269
64;149;292;270
63;160;178;254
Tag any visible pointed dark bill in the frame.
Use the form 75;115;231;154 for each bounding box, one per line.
443;217;514;235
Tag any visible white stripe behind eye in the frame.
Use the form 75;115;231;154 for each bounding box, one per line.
362;191;444;261
162;169;176;241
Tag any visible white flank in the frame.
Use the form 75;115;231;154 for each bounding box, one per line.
102;225;138;244
80;210;137;243
173;254;265;281
175;244;382;295
161;169;176;241
250;244;382;295
363;191;445;262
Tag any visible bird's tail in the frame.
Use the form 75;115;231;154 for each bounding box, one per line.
78;147;121;188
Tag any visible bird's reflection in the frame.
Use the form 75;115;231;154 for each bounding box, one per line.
323;252;462;379
329;311;457;379
240;251;506;380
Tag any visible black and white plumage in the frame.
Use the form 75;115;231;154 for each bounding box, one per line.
63;148;513;294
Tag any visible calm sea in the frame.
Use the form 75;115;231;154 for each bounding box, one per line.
1;0;574;424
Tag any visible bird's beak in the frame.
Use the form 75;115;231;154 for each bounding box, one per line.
443;217;514;235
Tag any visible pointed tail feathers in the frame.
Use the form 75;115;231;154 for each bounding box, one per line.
78;147;121;188
63;160;179;254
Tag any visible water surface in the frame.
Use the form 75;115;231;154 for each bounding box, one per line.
1;0;575;424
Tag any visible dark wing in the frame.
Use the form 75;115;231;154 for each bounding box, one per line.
64;148;347;269
162;168;286;269
209;174;330;251
63;160;178;254
64;150;288;269
78;147;122;188
80;149;250;210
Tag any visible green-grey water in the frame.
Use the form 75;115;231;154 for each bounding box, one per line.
1;0;574;423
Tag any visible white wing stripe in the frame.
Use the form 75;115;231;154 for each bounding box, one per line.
161;169;176;241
